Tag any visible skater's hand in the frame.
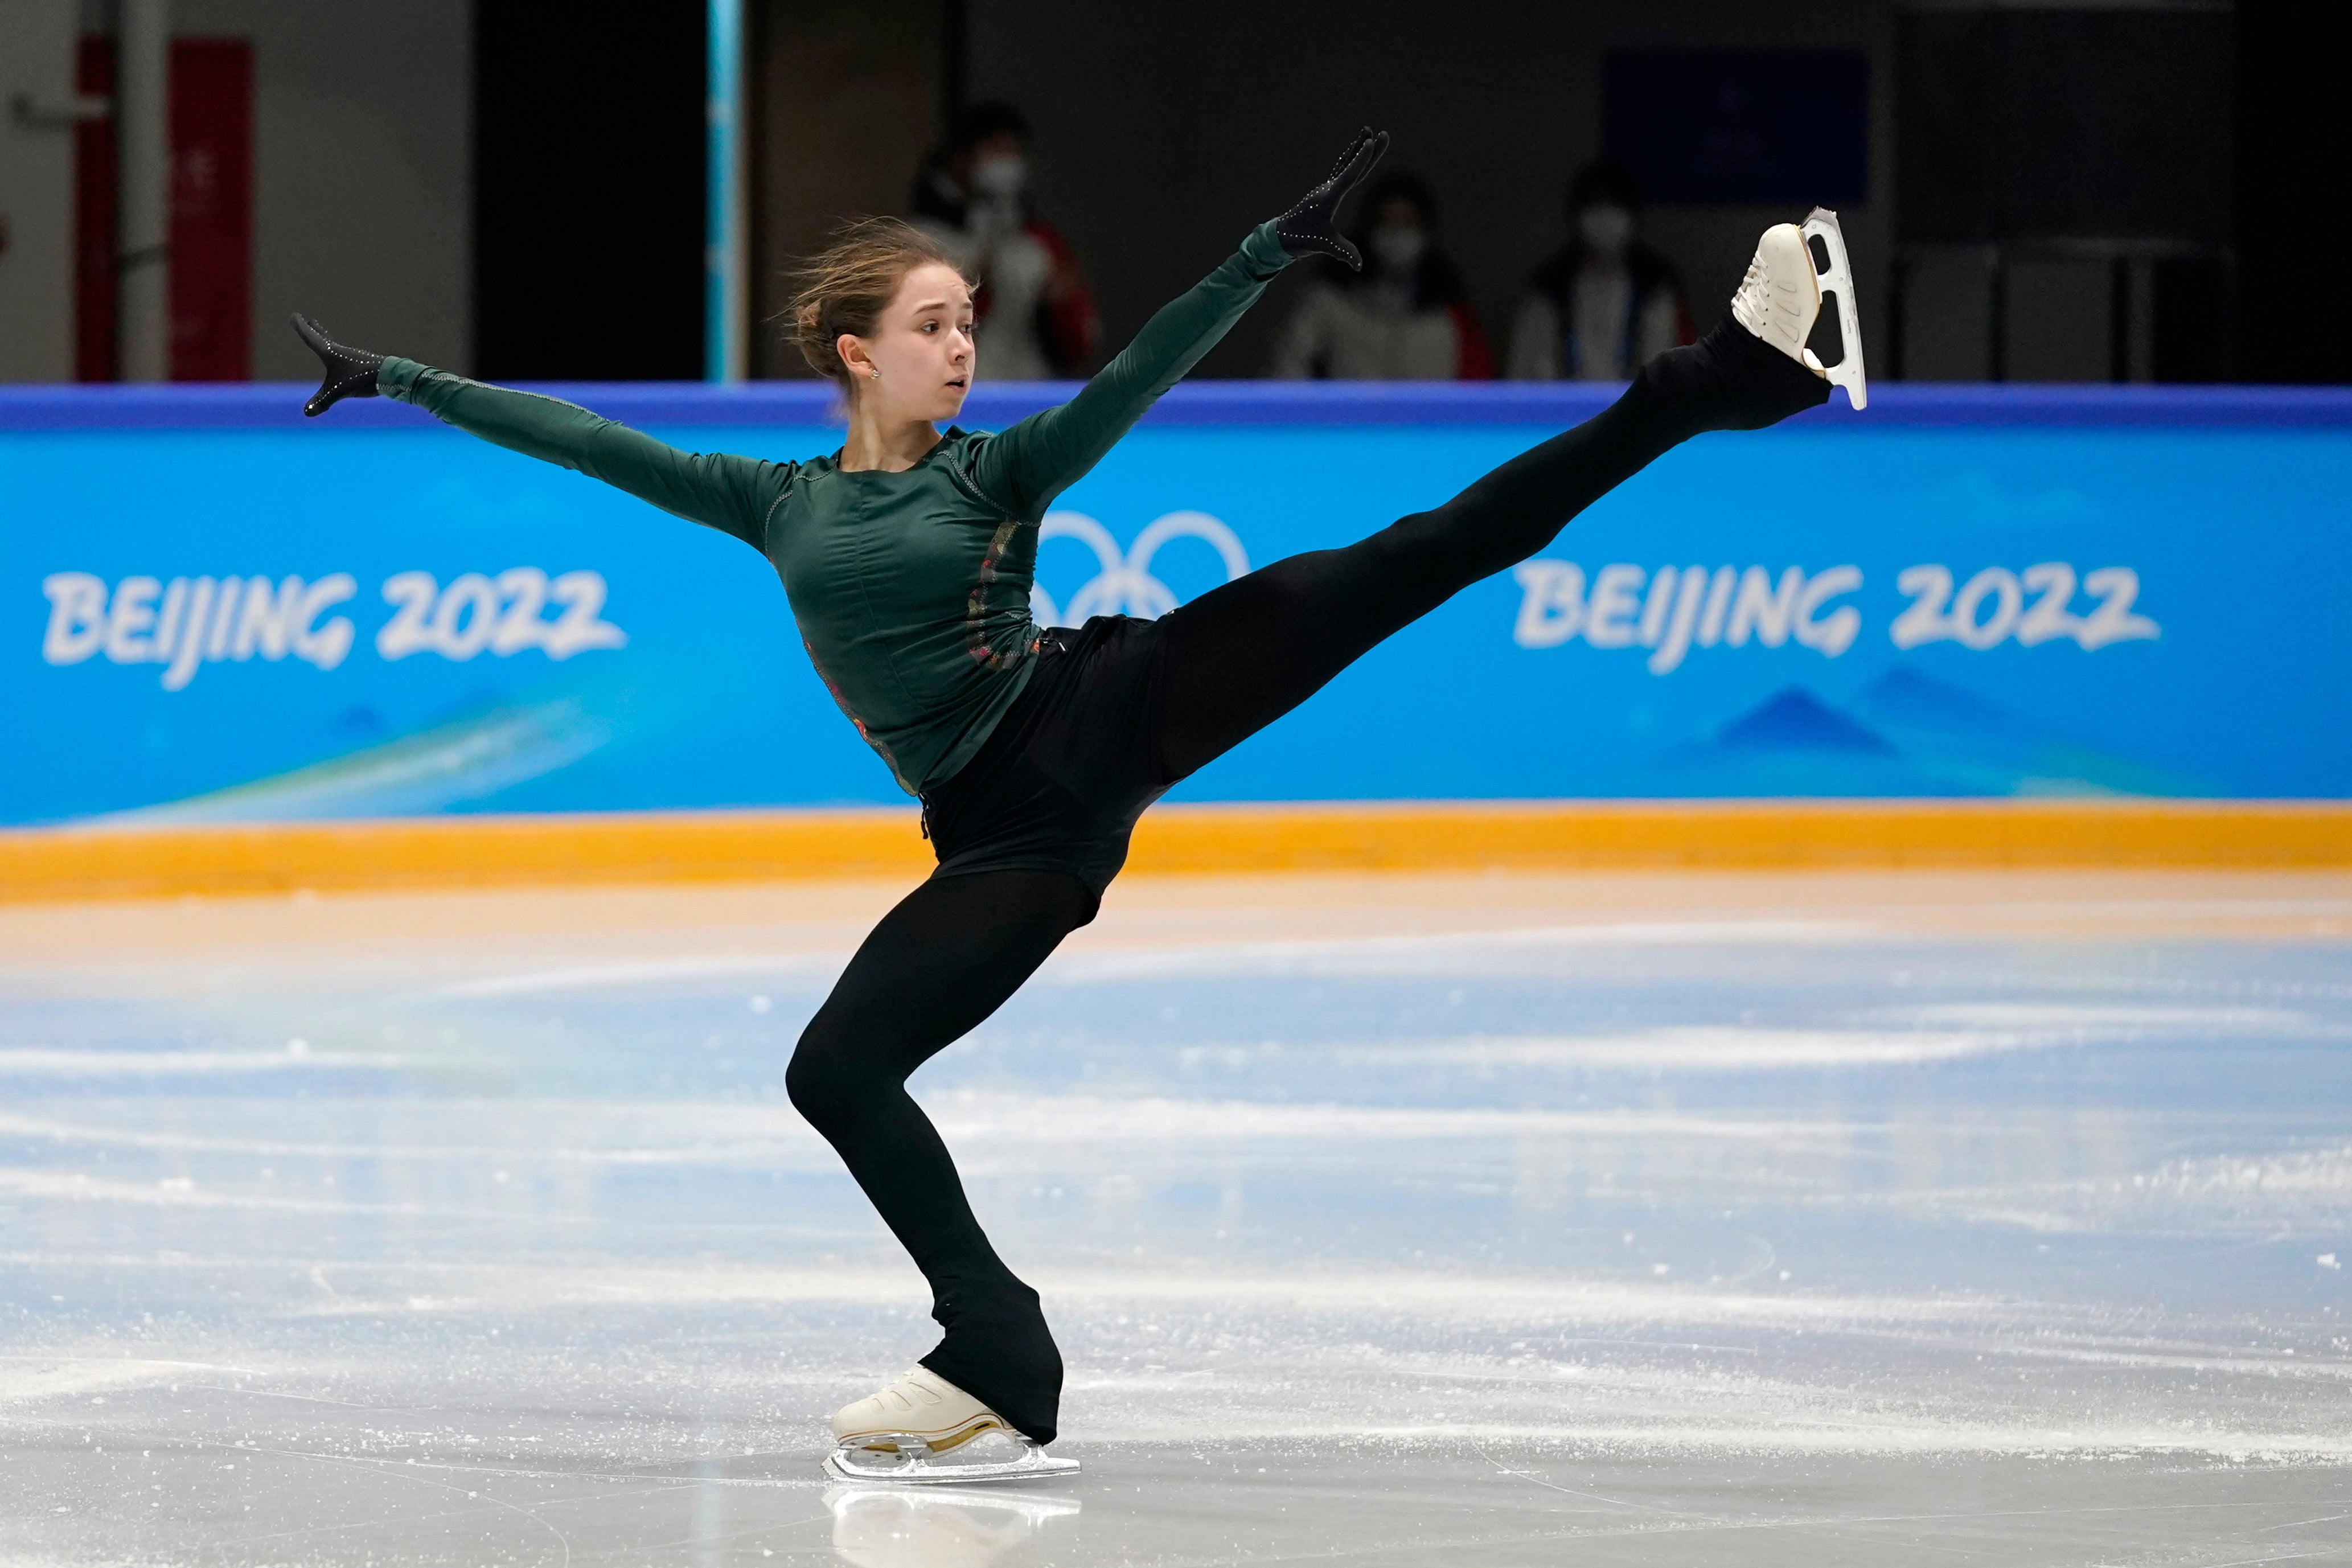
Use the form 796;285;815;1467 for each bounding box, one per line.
290;313;385;417
1273;127;1389;270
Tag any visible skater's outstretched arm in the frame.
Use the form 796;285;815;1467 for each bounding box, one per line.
970;128;1388;519
289;314;785;550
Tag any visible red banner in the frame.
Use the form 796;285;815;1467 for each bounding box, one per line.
74;36;253;381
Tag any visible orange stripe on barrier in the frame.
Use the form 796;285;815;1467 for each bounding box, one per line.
1124;800;2352;873
1;801;2349;902
0;811;930;901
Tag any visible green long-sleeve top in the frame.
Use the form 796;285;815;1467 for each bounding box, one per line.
380;223;1292;795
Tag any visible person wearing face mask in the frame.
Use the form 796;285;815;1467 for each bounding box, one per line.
1270;171;1493;379
909;103;1099;380
1508;160;1693;381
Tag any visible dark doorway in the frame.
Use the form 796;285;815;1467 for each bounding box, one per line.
473;1;705;380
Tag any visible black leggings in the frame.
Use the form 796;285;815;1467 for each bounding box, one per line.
785;321;1826;1443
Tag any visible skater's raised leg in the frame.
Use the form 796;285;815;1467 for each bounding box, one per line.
786;868;1097;1445
1158;220;1845;777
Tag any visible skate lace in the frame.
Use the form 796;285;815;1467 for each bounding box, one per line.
1732;255;1772;330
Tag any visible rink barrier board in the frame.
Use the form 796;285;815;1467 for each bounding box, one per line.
2;801;2347;902
9;381;2350;823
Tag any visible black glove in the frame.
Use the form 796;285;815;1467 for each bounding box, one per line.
290;313;385;417
1272;126;1390;270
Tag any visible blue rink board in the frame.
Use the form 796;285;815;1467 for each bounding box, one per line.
2;383;2347;824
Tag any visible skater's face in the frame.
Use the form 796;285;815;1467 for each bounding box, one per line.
839;261;976;422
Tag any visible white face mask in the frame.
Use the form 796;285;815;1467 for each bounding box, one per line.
1369;225;1428;275
1578;203;1635;255
968;154;1028;200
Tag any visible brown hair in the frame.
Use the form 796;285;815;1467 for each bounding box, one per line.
785;217;966;385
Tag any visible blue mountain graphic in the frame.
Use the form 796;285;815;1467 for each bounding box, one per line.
1849;664;2206;796
1632;670;2209;799
1852;666;2037;741
1717;687;1897;754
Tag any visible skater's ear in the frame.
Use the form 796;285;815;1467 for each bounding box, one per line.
835;332;878;382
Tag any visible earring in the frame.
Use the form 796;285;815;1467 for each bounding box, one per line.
869;369;881;379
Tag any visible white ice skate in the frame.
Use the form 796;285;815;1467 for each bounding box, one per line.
823;1366;1079;1485
1731;207;1867;409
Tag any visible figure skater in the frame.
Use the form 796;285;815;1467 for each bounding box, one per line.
290;128;1863;1481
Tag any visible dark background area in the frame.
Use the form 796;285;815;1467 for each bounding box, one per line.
473;0;707;380
2235;3;2351;385
958;0;1899;382
466;0;2349;384
1892;6;2234;381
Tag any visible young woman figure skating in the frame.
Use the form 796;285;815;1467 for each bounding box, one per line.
292;129;1863;1481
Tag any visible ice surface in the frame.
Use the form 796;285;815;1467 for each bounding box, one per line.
1;871;2347;1565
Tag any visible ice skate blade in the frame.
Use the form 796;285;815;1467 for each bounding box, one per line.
1799;206;1867;410
823;1430;1080;1487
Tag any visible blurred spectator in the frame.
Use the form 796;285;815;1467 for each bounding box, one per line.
1270;172;1493;380
908;103;1099;379
1507;161;1693;381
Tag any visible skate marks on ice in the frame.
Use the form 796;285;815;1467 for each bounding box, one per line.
0;873;2349;1563
1;1314;2343;1567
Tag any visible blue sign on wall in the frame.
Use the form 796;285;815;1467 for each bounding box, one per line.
2;382;2346;826
1603;48;1870;205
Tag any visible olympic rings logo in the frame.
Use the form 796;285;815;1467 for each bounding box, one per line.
1029;510;1251;627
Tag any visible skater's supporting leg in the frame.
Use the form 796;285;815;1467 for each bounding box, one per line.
1159;313;1828;779
785;868;1097;1444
